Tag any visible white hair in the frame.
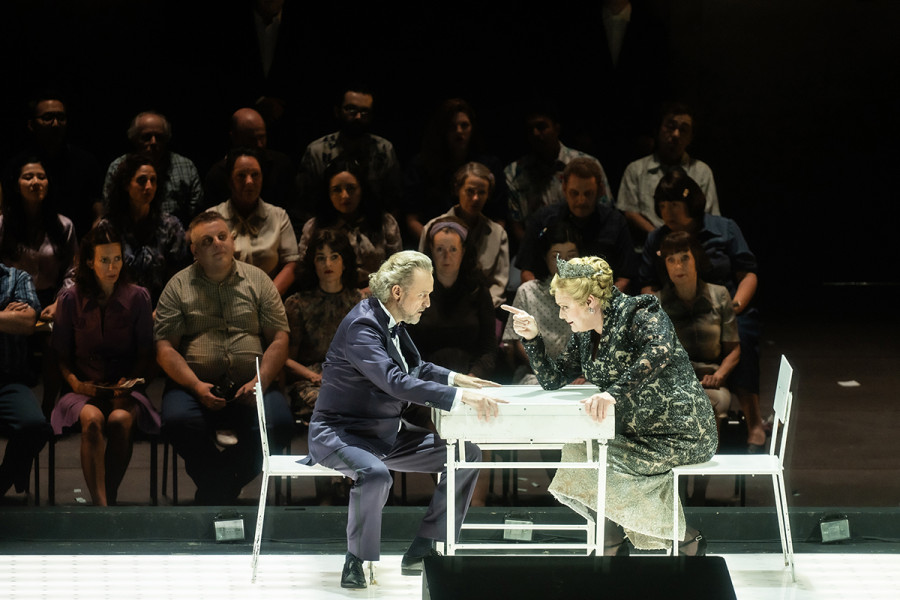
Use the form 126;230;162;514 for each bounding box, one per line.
369;251;432;303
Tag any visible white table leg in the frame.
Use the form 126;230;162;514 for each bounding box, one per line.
446;439;457;556
595;440;608;556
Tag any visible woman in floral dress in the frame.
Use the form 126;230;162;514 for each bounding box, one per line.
284;228;363;424
505;256;717;554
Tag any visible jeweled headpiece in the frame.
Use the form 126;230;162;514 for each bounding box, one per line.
556;256;603;279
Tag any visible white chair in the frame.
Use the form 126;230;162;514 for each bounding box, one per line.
250;360;343;583
672;354;796;580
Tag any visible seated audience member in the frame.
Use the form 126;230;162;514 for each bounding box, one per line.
297;84;402;214
0;156;78;321
418;162;509;308
154;211;293;505
298;158;401;289
104;111;203;226
104;154;190;304
414;217;499;508
3;93;103;239
517;157;636;291
0;262;50;498
203;108;300;225
50;223;158;506
617;102;720;243
640;170;763;450
284;228;363;425
411;217;497;379
504;103;611;241
655;231;740;435
403;98;507;241
503;221;584;384
213;147;299;296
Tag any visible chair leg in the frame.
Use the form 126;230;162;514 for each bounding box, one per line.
162;440;168;496
149;438;158;506
171;445;179;505
773;473;795;580
48;436;56;507
251;473;270;583
672;471;680;555
33;452;40;506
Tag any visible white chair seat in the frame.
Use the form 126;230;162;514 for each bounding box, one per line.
265;455;342;478
674;454;782;477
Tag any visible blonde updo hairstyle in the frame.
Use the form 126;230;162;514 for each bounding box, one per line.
549;256;615;310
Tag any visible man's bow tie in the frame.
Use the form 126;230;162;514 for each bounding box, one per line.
390;323;405;338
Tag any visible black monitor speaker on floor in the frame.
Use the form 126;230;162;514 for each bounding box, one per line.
422;555;737;600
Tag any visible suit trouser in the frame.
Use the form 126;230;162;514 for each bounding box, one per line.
319;428;481;561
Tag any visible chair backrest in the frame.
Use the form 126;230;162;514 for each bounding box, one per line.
769;354;795;465
254;358;271;468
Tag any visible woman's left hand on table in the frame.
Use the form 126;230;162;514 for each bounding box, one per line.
582;392;616;423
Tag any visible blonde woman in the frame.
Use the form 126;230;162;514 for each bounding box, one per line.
504;256;716;555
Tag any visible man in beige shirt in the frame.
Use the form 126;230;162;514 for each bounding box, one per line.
154;210;292;504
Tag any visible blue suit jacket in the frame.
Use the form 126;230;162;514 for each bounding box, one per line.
308;297;456;460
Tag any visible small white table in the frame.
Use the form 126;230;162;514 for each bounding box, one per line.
434;385;615;555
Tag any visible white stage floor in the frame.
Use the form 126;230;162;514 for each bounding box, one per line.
2;553;899;599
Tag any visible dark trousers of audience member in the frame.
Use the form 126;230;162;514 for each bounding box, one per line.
0;383;50;495
161;386;293;505
317;428;481;561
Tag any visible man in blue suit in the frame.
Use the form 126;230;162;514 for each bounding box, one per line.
307;250;505;589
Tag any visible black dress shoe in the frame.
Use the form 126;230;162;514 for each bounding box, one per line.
679;532;708;557
400;547;441;576
341;552;367;589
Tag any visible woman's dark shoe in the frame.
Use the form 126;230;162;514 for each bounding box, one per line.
341;552;367;589
604;540;630;556
678;532;708;557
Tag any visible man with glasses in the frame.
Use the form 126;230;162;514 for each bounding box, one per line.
617;102;720;243
103;111;204;226
297;84;402;213
154;210;292;504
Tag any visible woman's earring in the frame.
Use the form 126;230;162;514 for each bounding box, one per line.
588;307;595;314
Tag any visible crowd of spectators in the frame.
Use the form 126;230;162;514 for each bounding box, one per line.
1;2;765;504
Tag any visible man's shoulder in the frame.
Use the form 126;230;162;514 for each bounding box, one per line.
0;263;35;299
305;132;340;153
165;262;200;288
624;153;656;175
106;154;126;176
533;201;567;223
367;133;396;151
684;155;714;176
168;151;199;168
559;144;600;165
233;259;277;284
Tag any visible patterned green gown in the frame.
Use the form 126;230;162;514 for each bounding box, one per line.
523;289;717;549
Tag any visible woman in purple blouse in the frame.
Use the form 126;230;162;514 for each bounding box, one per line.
50;222;159;506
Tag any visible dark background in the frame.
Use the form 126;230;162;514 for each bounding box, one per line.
2;0;899;313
